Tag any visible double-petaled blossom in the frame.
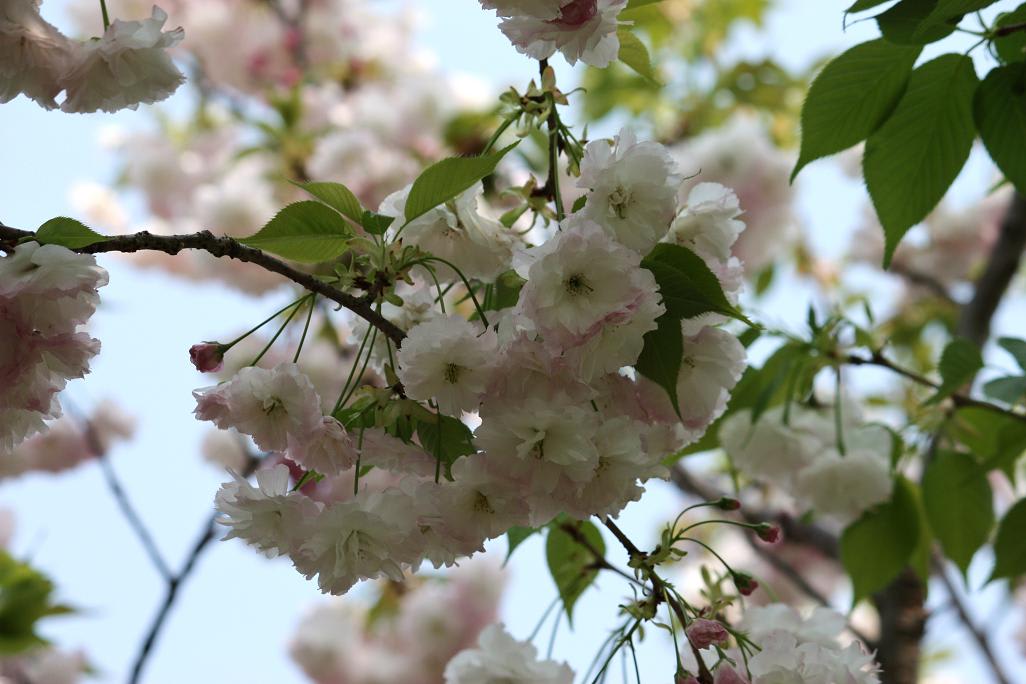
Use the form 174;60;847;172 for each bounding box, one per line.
0;0;74;109
444;624;575;684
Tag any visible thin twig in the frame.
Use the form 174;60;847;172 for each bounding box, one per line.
0;225;406;345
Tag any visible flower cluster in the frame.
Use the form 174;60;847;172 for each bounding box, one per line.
480;0;628;67
443;623;574;684
720;405;895;524
0;2;184;113
0;243;107;456
200;129;749;594
289;561;503;684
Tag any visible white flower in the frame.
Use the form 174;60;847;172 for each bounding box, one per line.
718;407;822;487
381;182;514;283
0;0;74;109
444;624;575;684
214;464;321;557
288;416;358;477
60;6;185;113
397;317;498;416
196;363;323;453
743;605;846;647
294;489;417;595
491;0;627;67
481;0;563;20
793;448;893;524
676;326;746;432
669;183;746;263
577;129;681;254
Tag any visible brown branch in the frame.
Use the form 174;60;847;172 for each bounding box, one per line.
0;224;406;345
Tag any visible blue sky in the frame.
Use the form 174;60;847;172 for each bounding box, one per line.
2;1;1025;683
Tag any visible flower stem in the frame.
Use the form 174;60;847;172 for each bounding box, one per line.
99;0;110;30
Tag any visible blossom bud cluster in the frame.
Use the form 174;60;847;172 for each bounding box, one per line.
0;243;108;456
198;129;751;596
1;2;184;113
720;405;895;524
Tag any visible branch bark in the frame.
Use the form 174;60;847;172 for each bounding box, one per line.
0;224;407;345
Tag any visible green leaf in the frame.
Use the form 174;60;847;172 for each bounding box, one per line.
922;450;994;576
636;313;683;418
949;407;1026;480
793;40;921;179
982;376;1026;404
847;0;894;11
361;211;395;236
877;0;959;44
926;338;983;405
841;476;921;604
617;28;659;84
545;521;605;623
486;270;527;312
928;0;998;21
990;497;1026;580
864;54;979;265
239;201;353;263
641;243;750;324
974;66;1026;195
505;526;537;565
404;144;517;225
35;217;109;249
415;414;475;476
290;181;364;223
1000;337;1026;371
0;551;64;656
994;5;1026;64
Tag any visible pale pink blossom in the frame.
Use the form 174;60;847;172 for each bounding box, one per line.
288;416;358;477
686;619;729;649
0;0;74;109
490;0;627;67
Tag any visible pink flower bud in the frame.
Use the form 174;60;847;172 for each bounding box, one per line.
685;618;729;649
551;0;597;27
755;523;782;544
714;664;750;684
676;675;700;684
189;343;225;373
732;572;758;596
716;496;742;511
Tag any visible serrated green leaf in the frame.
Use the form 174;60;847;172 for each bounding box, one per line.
641;243;750;324
928;0;997;21
974;66;1026;195
848;0;894;11
361;211;394;236
841;476;921;604
922;450;994;576
926;338;983;405
505;526;537;566
877;0;959;44
545;521;605;624
999;337;1026;371
239;201;353;263
416;414;475;476
291;181;364;223
636;313;683;418
404;144;517;225
617;28;659;84
983;376;1026;404
35;217;109;249
990;497;1026;580
793;40;920;179
994;5;1026;64
864;54;978;265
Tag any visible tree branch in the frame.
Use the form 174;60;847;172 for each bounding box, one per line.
0;225;406;346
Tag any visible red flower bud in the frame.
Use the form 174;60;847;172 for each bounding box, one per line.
755;523;782;544
732;571;759;596
716;496;742;511
189;343;225;373
685;618;729;649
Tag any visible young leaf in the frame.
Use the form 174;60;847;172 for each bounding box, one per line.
994;5;1026;64
545;521;605;623
291;181;364;224
641;243;750;324
877;0;958;44
925;338;983;405
403;144;517;225
415;414;476;475
35;217;110;249
617;28;659;84
847;0;894;11
922;450;994;576
999;337;1026;371
982;376;1026;404
239;201;353;263
793;39;921;179
506;526;537;565
990;497;1026;580
635;313;683;418
840;476;921;604
361;211;395;236
863;54;978;265
974;66;1026;195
